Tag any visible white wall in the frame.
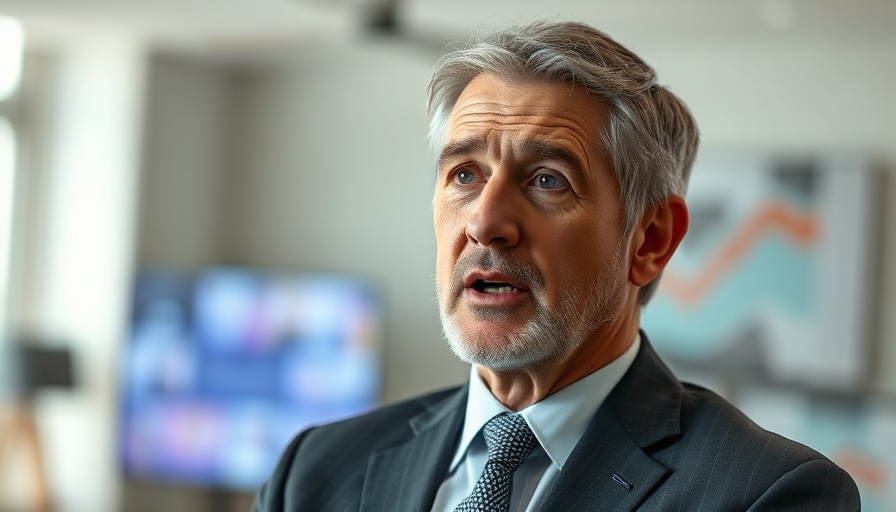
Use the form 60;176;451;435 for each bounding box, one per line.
137;57;232;267
27;36;146;512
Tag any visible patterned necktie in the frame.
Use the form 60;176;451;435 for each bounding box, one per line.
454;413;538;512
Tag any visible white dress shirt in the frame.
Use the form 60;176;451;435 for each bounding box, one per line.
431;335;641;512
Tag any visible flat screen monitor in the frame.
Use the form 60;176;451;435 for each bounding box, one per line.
118;266;382;491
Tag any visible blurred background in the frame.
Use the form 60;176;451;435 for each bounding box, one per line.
0;0;894;511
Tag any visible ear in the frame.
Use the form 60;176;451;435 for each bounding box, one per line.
629;195;689;287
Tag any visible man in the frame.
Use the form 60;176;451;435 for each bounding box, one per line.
253;21;859;511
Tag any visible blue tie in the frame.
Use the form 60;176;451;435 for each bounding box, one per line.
454;413;538;512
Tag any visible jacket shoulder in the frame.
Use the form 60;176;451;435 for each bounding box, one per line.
301;385;464;449
649;382;860;509
676;382;819;463
252;385;465;511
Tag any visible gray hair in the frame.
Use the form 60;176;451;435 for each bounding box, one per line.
426;20;699;305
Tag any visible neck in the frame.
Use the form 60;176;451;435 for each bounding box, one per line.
477;306;640;411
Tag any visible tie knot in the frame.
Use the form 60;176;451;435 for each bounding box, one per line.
482;413;537;471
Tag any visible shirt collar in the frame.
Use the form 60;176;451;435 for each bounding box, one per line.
450;334;641;471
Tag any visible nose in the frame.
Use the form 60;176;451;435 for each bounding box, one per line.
465;178;521;247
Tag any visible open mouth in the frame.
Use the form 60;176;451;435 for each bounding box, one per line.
471;280;518;294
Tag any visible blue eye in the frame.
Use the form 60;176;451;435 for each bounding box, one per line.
537;174;564;189
456;169;476;184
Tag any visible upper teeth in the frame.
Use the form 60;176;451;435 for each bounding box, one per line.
482;282;513;293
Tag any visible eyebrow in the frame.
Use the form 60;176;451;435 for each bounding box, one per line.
436;136;588;181
524;140;587;180
437;136;487;172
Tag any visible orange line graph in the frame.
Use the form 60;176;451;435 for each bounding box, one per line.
660;201;819;306
836;448;886;490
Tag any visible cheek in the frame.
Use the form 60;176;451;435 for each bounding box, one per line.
433;202;466;251
433;207;465;281
536;219;612;293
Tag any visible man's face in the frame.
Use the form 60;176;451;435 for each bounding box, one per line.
433;73;633;371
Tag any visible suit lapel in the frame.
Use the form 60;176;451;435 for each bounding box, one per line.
360;386;467;512
535;404;670;511
537;335;684;511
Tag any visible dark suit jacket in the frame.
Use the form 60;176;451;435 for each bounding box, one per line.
253;338;860;511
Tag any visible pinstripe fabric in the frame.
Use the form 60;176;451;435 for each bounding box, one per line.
252;334;860;511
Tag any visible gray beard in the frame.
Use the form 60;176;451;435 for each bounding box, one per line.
436;247;625;372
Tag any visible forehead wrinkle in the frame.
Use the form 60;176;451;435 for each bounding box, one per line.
453;118;599;177
446;90;608;177
437;130;508;171
452;105;599;147
452;100;596;130
439;133;596;189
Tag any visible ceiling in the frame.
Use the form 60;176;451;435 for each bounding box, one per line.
2;0;895;55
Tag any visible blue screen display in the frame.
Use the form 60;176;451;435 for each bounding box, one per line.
118;266;382;490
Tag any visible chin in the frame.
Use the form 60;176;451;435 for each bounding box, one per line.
440;310;573;372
